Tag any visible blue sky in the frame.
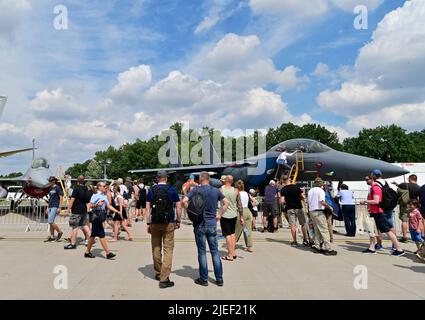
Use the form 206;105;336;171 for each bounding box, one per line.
1;0;424;174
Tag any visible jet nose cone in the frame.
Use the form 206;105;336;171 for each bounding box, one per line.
376;163;409;178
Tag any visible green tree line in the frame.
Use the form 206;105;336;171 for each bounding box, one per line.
65;123;425;179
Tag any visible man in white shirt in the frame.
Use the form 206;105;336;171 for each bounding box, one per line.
308;178;337;256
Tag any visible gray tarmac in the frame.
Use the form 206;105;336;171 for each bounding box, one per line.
0;219;424;300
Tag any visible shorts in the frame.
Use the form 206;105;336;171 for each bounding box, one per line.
370;213;392;234
136;200;146;209
91;220;105;238
220;217;237;236
69;214;88;228
286;208;306;226
263;203;277;217
48;207;58;224
399;208;409;223
384;210;394;229
250;208;258;218
410;229;424;243
113;208;128;221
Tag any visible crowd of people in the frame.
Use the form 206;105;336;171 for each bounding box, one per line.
43;168;425;288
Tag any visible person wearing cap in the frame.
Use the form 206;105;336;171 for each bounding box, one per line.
307;178;337;256
64;175;91;249
360;173;405;256
262;180;279;232
182;174;199;224
146;170;182;289
370;169;399;250
45;176;64;242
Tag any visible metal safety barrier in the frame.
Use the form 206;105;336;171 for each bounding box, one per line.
0;199;70;232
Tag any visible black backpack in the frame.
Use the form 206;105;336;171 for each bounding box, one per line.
376;181;398;211
138;185;147;202
187;187;206;224
151;185;170;223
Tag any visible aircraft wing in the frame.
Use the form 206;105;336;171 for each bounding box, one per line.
129;164;229;175
0;176;27;184
0;148;35;158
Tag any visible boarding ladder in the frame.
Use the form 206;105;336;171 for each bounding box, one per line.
288;150;304;184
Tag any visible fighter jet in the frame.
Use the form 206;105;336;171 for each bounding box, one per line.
129;138;409;190
0;157;54;198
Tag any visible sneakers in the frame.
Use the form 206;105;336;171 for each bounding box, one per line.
215;280;224;287
374;244;384;251
262;228;267;233
323;250;337;256
194;278;208;287
362;249;377;255
159;279;175;289
83;240;88;246
302;240;309;247
106;252;116;260
64;244;77;250
56;232;63;241
44;236;55;242
290;241;298;247
391;250;405;257
84;252;95;258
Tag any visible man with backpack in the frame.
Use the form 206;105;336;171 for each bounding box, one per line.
146;170;182;289
370;169;399;251
361;172;404;256
182;171;230;287
393;174;421;243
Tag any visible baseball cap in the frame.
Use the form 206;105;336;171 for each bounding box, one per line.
157;170;168;178
117;178;123;185
371;169;382;177
189;174;195;179
249;189;256;194
48;176;57;182
269;180;275;185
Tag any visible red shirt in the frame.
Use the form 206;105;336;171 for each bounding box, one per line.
368;183;383;214
409;209;422;230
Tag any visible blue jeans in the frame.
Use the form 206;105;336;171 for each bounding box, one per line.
194;224;223;282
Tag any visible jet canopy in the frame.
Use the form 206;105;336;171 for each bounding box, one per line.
31;158;49;169
271;139;332;153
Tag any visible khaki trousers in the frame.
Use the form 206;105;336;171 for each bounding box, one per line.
235;208;253;248
310;210;332;251
151;223;175;282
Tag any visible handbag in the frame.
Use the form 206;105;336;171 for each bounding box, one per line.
89;208;107;223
